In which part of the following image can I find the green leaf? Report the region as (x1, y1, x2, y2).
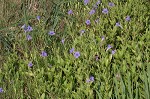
(40, 93, 45, 99)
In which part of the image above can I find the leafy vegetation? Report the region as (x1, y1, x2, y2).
(0, 0, 150, 98)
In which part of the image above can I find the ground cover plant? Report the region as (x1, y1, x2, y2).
(0, 0, 150, 98)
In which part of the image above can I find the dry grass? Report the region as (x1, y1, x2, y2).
(0, 0, 53, 28)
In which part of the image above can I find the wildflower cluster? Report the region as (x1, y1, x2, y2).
(106, 44, 116, 55)
(23, 0, 131, 69)
(21, 24, 33, 32)
(70, 48, 80, 58)
(21, 0, 131, 85)
(21, 24, 33, 41)
(72, 1, 130, 57)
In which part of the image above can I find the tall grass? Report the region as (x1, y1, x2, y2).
(0, 0, 150, 98)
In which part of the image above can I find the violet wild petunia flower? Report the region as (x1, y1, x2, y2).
(70, 48, 75, 54)
(109, 2, 115, 7)
(80, 30, 85, 34)
(112, 50, 116, 55)
(116, 22, 120, 26)
(27, 34, 32, 41)
(86, 76, 94, 83)
(37, 16, 40, 20)
(74, 51, 80, 58)
(21, 24, 33, 32)
(96, 0, 101, 5)
(68, 10, 73, 15)
(86, 20, 91, 25)
(116, 22, 122, 28)
(27, 25, 33, 32)
(84, 0, 89, 5)
(48, 31, 55, 35)
(95, 55, 100, 61)
(86, 79, 91, 83)
(125, 16, 130, 21)
(61, 39, 65, 44)
(80, 30, 85, 36)
(89, 9, 95, 15)
(41, 51, 47, 57)
(23, 25, 28, 32)
(28, 61, 33, 67)
(102, 8, 108, 14)
(106, 44, 112, 51)
(101, 36, 105, 41)
(0, 88, 3, 93)
(90, 76, 94, 82)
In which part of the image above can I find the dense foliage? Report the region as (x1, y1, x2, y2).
(0, 0, 150, 98)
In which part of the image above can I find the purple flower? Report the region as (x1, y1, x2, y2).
(101, 36, 105, 41)
(89, 9, 95, 15)
(116, 22, 120, 26)
(22, 25, 28, 32)
(80, 30, 85, 34)
(26, 34, 32, 41)
(70, 48, 74, 53)
(74, 51, 80, 58)
(61, 39, 65, 44)
(106, 44, 112, 51)
(102, 8, 108, 14)
(68, 10, 73, 15)
(86, 76, 94, 83)
(84, 0, 89, 5)
(96, 0, 101, 5)
(86, 20, 91, 25)
(109, 2, 115, 7)
(86, 79, 91, 83)
(90, 76, 94, 82)
(37, 16, 40, 20)
(95, 55, 100, 61)
(0, 88, 3, 93)
(80, 30, 85, 36)
(28, 62, 33, 67)
(21, 24, 33, 32)
(41, 51, 47, 57)
(112, 50, 116, 55)
(27, 25, 33, 32)
(125, 16, 130, 21)
(48, 31, 55, 35)
(116, 22, 122, 28)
